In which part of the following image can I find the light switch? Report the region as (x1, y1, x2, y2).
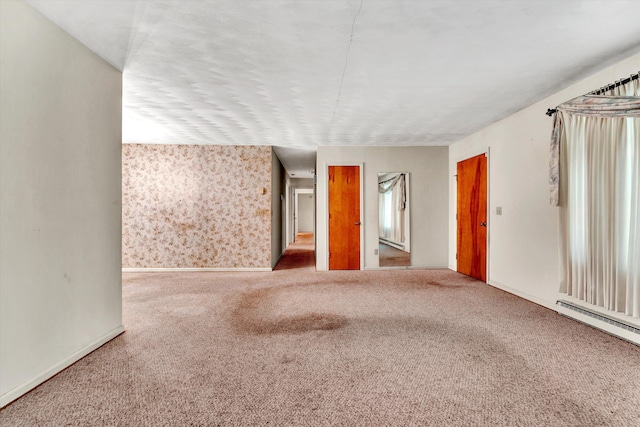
(496, 206, 502, 215)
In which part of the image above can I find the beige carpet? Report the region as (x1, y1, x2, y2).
(2, 239, 640, 426)
(274, 232, 314, 271)
(379, 242, 410, 267)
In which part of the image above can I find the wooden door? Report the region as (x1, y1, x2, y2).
(328, 166, 360, 270)
(457, 154, 487, 282)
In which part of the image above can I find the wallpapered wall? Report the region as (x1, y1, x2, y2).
(122, 144, 273, 269)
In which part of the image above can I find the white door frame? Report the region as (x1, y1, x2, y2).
(294, 188, 314, 238)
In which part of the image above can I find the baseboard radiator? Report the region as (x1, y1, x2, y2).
(379, 238, 404, 251)
(556, 300, 640, 335)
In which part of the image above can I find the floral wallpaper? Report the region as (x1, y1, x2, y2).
(122, 144, 273, 268)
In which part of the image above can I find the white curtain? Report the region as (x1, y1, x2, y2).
(558, 81, 640, 317)
(379, 174, 405, 245)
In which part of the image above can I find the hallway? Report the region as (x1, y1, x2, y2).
(274, 232, 315, 270)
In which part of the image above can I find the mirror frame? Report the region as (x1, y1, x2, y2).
(377, 172, 410, 267)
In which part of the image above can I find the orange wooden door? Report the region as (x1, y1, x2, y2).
(457, 154, 487, 282)
(328, 166, 360, 270)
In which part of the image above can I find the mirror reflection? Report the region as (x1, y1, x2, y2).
(378, 172, 410, 267)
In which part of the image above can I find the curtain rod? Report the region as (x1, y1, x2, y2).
(545, 71, 639, 116)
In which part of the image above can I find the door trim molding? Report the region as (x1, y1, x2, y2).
(325, 163, 364, 270)
(294, 188, 314, 237)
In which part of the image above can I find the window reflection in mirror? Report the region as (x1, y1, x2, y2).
(378, 172, 410, 267)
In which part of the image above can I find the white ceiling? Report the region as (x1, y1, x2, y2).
(26, 0, 640, 177)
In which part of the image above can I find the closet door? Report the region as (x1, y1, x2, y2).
(328, 166, 360, 270)
(457, 154, 487, 282)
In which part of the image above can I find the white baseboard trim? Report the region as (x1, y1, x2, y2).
(408, 265, 449, 270)
(1, 325, 124, 408)
(271, 252, 284, 270)
(122, 267, 272, 273)
(487, 280, 557, 311)
(364, 265, 448, 271)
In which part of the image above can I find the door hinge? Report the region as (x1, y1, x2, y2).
(456, 253, 458, 260)
(328, 252, 331, 258)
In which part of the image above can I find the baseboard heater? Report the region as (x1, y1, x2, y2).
(556, 300, 640, 335)
(379, 238, 404, 251)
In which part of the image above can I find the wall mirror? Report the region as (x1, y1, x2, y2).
(378, 172, 410, 267)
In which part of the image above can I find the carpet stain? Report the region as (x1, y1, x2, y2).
(400, 279, 461, 290)
(279, 356, 295, 364)
(230, 287, 348, 335)
(425, 280, 455, 287)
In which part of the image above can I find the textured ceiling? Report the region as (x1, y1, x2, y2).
(27, 0, 640, 177)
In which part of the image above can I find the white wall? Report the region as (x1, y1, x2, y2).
(0, 0, 123, 406)
(317, 146, 448, 271)
(448, 52, 640, 327)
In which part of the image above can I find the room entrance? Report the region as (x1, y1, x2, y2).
(294, 189, 314, 240)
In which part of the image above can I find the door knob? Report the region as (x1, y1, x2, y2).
(354, 222, 361, 225)
(480, 222, 487, 227)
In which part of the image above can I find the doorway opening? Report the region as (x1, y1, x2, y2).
(274, 232, 315, 270)
(294, 189, 314, 242)
(278, 185, 316, 271)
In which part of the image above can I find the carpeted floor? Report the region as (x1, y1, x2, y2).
(379, 242, 410, 267)
(2, 236, 640, 426)
(274, 232, 315, 271)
